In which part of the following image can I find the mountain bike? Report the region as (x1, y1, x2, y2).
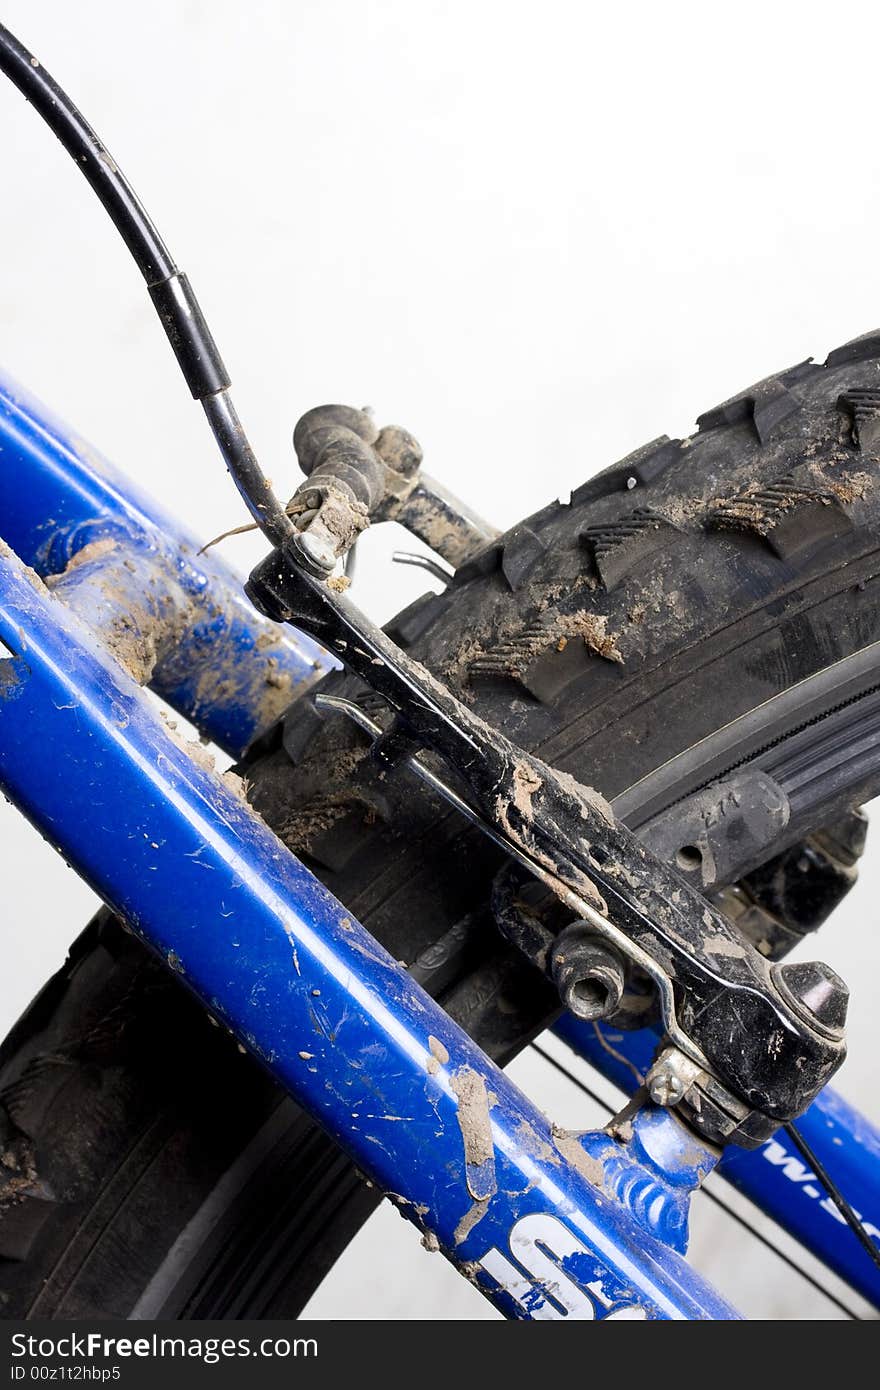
(0, 21, 878, 1322)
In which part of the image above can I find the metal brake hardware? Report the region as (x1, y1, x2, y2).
(246, 404, 849, 1152)
(282, 404, 497, 576)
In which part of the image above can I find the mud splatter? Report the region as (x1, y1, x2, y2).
(426, 1035, 450, 1075)
(451, 1066, 497, 1202)
(552, 1126, 607, 1190)
(454, 1197, 490, 1246)
(568, 612, 624, 664)
(702, 935, 747, 959)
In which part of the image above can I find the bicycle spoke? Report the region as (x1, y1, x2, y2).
(530, 1042, 862, 1320)
(783, 1121, 880, 1272)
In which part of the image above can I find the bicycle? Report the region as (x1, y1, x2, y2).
(0, 18, 878, 1322)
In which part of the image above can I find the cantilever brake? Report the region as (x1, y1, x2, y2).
(246, 541, 847, 1145)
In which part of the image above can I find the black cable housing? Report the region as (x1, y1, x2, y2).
(0, 21, 293, 546)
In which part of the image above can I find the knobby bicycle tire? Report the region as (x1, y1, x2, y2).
(3, 332, 880, 1318)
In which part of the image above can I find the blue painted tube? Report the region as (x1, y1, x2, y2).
(0, 540, 739, 1320)
(0, 370, 333, 755)
(555, 1014, 880, 1309)
(721, 1088, 880, 1309)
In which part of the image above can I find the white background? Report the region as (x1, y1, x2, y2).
(1, 0, 878, 1319)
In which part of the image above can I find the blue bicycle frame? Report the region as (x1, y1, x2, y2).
(1, 369, 878, 1320)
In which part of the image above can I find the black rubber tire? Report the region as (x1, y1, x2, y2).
(3, 333, 880, 1319)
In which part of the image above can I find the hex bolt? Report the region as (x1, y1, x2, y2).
(549, 923, 626, 1022)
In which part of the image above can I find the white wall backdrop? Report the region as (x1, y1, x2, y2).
(1, 0, 878, 1320)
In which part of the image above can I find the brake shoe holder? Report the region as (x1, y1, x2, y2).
(285, 404, 500, 576)
(0, 21, 858, 1307)
(247, 539, 848, 1149)
(0, 10, 846, 1152)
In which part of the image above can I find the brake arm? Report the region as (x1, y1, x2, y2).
(246, 540, 848, 1147)
(0, 16, 842, 1150)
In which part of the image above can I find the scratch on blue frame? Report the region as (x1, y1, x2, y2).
(557, 1018, 880, 1309)
(4, 372, 877, 1319)
(0, 535, 736, 1319)
(0, 372, 333, 756)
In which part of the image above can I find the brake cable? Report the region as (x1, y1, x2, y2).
(0, 19, 856, 1158)
(0, 22, 292, 547)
